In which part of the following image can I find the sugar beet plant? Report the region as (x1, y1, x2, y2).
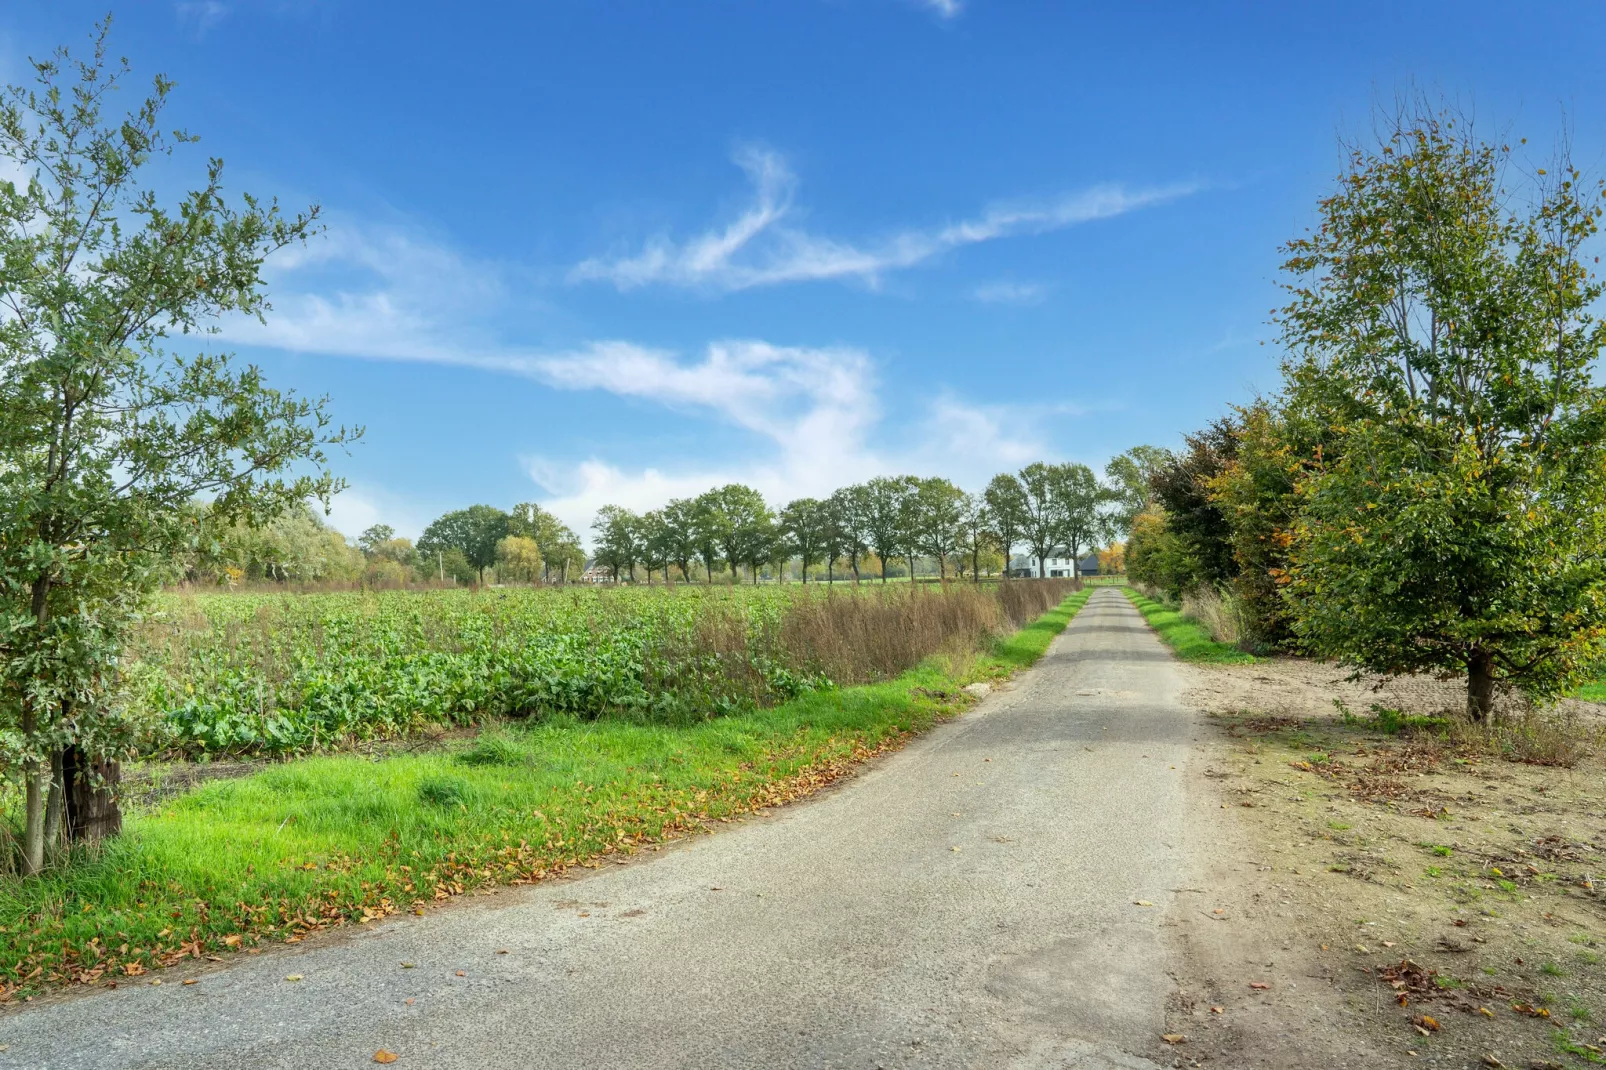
(135, 587, 831, 756)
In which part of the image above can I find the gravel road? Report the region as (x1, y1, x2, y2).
(1, 588, 1204, 1070)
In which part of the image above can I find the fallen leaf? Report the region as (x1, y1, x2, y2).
(1134, 900, 1154, 907)
(1480, 1055, 1506, 1069)
(455, 970, 466, 977)
(950, 847, 962, 853)
(1160, 1034, 1185, 1044)
(373, 1051, 399, 1064)
(496, 948, 509, 954)
(1210, 1006, 1224, 1014)
(182, 979, 197, 986)
(1413, 1014, 1440, 1032)
(1383, 941, 1396, 948)
(399, 962, 415, 969)
(1478, 1006, 1494, 1018)
(404, 998, 414, 1005)
(1212, 908, 1225, 915)
(285, 974, 303, 982)
(1249, 982, 1270, 990)
(223, 935, 242, 948)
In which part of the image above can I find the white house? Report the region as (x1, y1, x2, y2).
(1008, 553, 1101, 579)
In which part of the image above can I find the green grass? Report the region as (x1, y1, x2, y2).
(993, 587, 1091, 669)
(1121, 588, 1257, 664)
(0, 592, 1090, 1000)
(1573, 675, 1606, 703)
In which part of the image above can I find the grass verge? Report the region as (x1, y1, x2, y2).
(1122, 587, 1257, 664)
(0, 591, 1089, 1001)
(1573, 676, 1606, 703)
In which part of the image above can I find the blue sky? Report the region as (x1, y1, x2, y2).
(6, 2, 1606, 541)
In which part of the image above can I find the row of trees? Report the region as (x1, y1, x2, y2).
(1127, 101, 1606, 722)
(586, 463, 1122, 586)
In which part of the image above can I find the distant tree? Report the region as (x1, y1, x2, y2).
(637, 509, 672, 584)
(591, 505, 641, 583)
(0, 24, 349, 872)
(494, 535, 542, 584)
(357, 524, 396, 556)
(1103, 445, 1172, 538)
(780, 498, 829, 582)
(1054, 463, 1106, 578)
(827, 484, 872, 582)
(741, 509, 778, 584)
(984, 473, 1028, 578)
(1278, 102, 1606, 721)
(691, 490, 725, 585)
(859, 476, 917, 583)
(661, 497, 701, 583)
(195, 505, 362, 584)
(1015, 463, 1071, 578)
(417, 505, 509, 586)
(911, 477, 967, 581)
(702, 484, 770, 584)
(958, 493, 993, 582)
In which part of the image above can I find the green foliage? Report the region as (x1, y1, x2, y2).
(1208, 401, 1310, 648)
(1123, 588, 1257, 664)
(186, 504, 363, 586)
(860, 475, 919, 581)
(778, 497, 829, 580)
(417, 505, 509, 585)
(1279, 103, 1606, 719)
(1148, 419, 1240, 589)
(1104, 445, 1172, 538)
(1124, 507, 1199, 599)
(0, 22, 349, 874)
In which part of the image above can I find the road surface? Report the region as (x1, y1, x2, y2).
(1, 588, 1203, 1069)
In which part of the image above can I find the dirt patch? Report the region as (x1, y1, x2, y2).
(1170, 659, 1606, 1069)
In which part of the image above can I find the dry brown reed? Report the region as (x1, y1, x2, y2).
(774, 579, 1079, 686)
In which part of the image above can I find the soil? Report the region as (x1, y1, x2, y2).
(1168, 655, 1606, 1070)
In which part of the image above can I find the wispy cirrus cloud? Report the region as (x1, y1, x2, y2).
(916, 0, 963, 18)
(570, 146, 1197, 293)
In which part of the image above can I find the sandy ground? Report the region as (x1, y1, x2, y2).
(1173, 656, 1606, 1070)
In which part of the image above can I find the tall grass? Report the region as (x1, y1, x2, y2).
(1179, 585, 1248, 647)
(1124, 588, 1257, 664)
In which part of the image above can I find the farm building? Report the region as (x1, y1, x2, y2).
(1007, 553, 1102, 579)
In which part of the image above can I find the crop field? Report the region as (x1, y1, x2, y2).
(129, 580, 1077, 757)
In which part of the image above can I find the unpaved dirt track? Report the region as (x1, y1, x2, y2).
(2, 589, 1206, 1070)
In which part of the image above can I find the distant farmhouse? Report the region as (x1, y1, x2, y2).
(1008, 553, 1101, 579)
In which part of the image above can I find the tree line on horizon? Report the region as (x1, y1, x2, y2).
(317, 460, 1149, 590)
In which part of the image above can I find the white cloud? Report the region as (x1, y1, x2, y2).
(224, 216, 1105, 544)
(571, 147, 1196, 292)
(176, 1, 230, 33)
(972, 279, 1051, 305)
(920, 0, 963, 16)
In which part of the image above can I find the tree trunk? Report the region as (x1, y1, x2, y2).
(1466, 650, 1497, 723)
(21, 736, 45, 876)
(62, 745, 122, 842)
(42, 749, 64, 852)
